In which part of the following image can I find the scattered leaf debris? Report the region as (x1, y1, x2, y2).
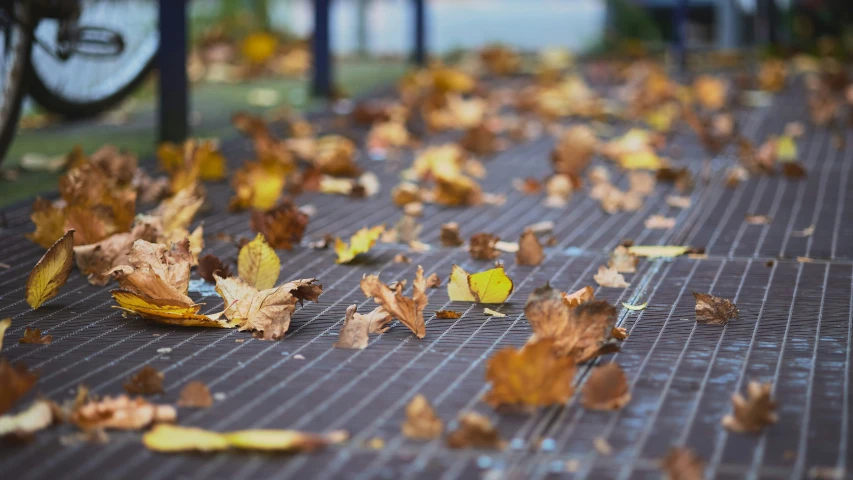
(123, 366, 165, 396)
(177, 381, 213, 409)
(693, 292, 738, 325)
(18, 328, 52, 345)
(446, 412, 504, 450)
(722, 381, 778, 433)
(401, 394, 443, 440)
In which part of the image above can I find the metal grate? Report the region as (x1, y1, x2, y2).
(0, 81, 851, 480)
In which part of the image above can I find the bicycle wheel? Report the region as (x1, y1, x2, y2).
(0, 4, 33, 164)
(27, 0, 158, 118)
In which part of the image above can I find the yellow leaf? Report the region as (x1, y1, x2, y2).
(621, 301, 647, 311)
(238, 233, 281, 290)
(469, 266, 514, 303)
(143, 424, 230, 452)
(0, 318, 10, 352)
(334, 225, 385, 264)
(111, 290, 232, 328)
(26, 230, 75, 309)
(776, 135, 797, 162)
(447, 265, 476, 302)
(241, 32, 278, 64)
(223, 430, 329, 451)
(619, 150, 663, 170)
(628, 245, 689, 258)
(143, 424, 344, 453)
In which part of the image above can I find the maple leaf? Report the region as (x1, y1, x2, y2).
(0, 360, 38, 415)
(197, 254, 233, 283)
(18, 328, 52, 345)
(581, 362, 631, 410)
(250, 200, 309, 250)
(143, 424, 346, 453)
(401, 394, 443, 440)
(124, 366, 164, 395)
(693, 292, 738, 325)
(72, 395, 176, 431)
(26, 229, 75, 310)
(238, 233, 281, 289)
(608, 245, 638, 273)
(334, 225, 385, 264)
(26, 197, 67, 249)
(722, 381, 778, 433)
(469, 232, 500, 260)
(563, 285, 594, 308)
(440, 222, 464, 247)
(0, 400, 56, 439)
(446, 412, 503, 450)
(360, 266, 428, 338)
(334, 305, 392, 350)
(660, 447, 706, 480)
(177, 381, 213, 409)
(516, 229, 544, 265)
(594, 265, 630, 288)
(483, 338, 577, 408)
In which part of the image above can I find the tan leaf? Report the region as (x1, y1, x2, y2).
(238, 233, 281, 290)
(645, 215, 676, 230)
(516, 229, 544, 265)
(0, 318, 10, 352)
(581, 362, 631, 410)
(745, 214, 772, 225)
(26, 229, 75, 309)
(123, 366, 164, 396)
(608, 245, 637, 273)
(666, 195, 692, 209)
(0, 400, 56, 438)
(360, 266, 428, 338)
(722, 381, 778, 433)
(73, 220, 160, 285)
(26, 197, 67, 249)
(401, 394, 443, 440)
(177, 381, 213, 409)
(334, 305, 392, 350)
(563, 286, 594, 308)
(0, 360, 38, 415)
(693, 292, 738, 325)
(484, 338, 576, 408)
(660, 447, 706, 480)
(425, 273, 441, 288)
(72, 395, 176, 431)
(446, 412, 504, 450)
(594, 265, 630, 288)
(18, 328, 52, 345)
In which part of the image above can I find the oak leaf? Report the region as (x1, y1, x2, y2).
(334, 225, 385, 264)
(594, 265, 630, 288)
(722, 381, 778, 433)
(238, 233, 281, 289)
(18, 328, 52, 345)
(660, 447, 705, 480)
(123, 366, 164, 395)
(401, 394, 443, 440)
(516, 229, 544, 265)
(360, 265, 428, 338)
(446, 412, 503, 450)
(72, 395, 176, 431)
(484, 338, 576, 408)
(0, 360, 38, 415)
(250, 200, 309, 250)
(26, 229, 75, 309)
(693, 292, 738, 325)
(177, 381, 213, 408)
(581, 362, 631, 410)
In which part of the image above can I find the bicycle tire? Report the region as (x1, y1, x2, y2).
(0, 6, 34, 165)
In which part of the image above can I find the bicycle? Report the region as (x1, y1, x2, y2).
(0, 0, 159, 163)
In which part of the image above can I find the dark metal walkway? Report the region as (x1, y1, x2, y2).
(0, 79, 851, 479)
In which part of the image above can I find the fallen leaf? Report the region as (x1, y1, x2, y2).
(594, 436, 613, 455)
(513, 177, 543, 194)
(0, 400, 56, 438)
(447, 265, 515, 303)
(722, 381, 778, 433)
(745, 214, 772, 225)
(693, 292, 738, 325)
(0, 360, 38, 415)
(484, 338, 576, 408)
(469, 232, 501, 260)
(435, 310, 462, 319)
(484, 308, 506, 317)
(594, 265, 629, 288)
(516, 229, 544, 265)
(628, 245, 689, 258)
(401, 394, 443, 440)
(18, 328, 52, 345)
(229, 160, 289, 211)
(73, 220, 160, 285)
(384, 215, 421, 244)
(0, 318, 9, 352)
(425, 273, 441, 288)
(621, 302, 647, 311)
(26, 230, 75, 309)
(660, 446, 706, 480)
(581, 362, 631, 410)
(335, 225, 385, 264)
(27, 198, 67, 249)
(177, 381, 213, 408)
(609, 245, 637, 273)
(611, 326, 629, 340)
(666, 195, 692, 209)
(393, 254, 411, 264)
(334, 304, 392, 349)
(145, 423, 346, 453)
(360, 266, 428, 338)
(250, 200, 309, 250)
(440, 223, 465, 247)
(72, 395, 175, 431)
(446, 412, 503, 450)
(563, 286, 594, 308)
(645, 215, 676, 230)
(197, 254, 233, 283)
(123, 366, 164, 396)
(793, 225, 815, 237)
(551, 125, 597, 175)
(238, 233, 281, 289)
(781, 162, 807, 178)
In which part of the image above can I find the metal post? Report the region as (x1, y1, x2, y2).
(715, 0, 740, 50)
(413, 0, 426, 66)
(312, 0, 333, 98)
(158, 0, 188, 143)
(766, 0, 778, 46)
(672, 0, 688, 73)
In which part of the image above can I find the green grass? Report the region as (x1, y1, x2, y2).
(1, 58, 408, 207)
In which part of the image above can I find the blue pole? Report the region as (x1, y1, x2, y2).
(312, 0, 333, 97)
(413, 0, 426, 65)
(158, 0, 188, 143)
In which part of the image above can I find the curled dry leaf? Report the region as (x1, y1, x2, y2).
(334, 305, 393, 350)
(26, 229, 75, 309)
(608, 245, 637, 273)
(401, 394, 443, 440)
(435, 310, 462, 319)
(516, 229, 544, 266)
(446, 412, 503, 450)
(143, 423, 345, 453)
(0, 400, 56, 438)
(238, 233, 281, 290)
(73, 220, 160, 285)
(563, 285, 594, 308)
(0, 318, 10, 352)
(722, 381, 778, 433)
(581, 362, 631, 410)
(123, 366, 164, 396)
(335, 225, 385, 264)
(19, 328, 52, 345)
(611, 326, 629, 340)
(469, 232, 501, 260)
(440, 223, 464, 247)
(177, 381, 213, 409)
(0, 360, 38, 415)
(660, 447, 706, 480)
(447, 265, 514, 303)
(645, 215, 676, 230)
(594, 265, 630, 288)
(484, 308, 506, 317)
(250, 200, 309, 250)
(360, 266, 428, 339)
(425, 273, 441, 288)
(483, 338, 576, 408)
(693, 292, 738, 325)
(72, 395, 176, 431)
(197, 254, 233, 283)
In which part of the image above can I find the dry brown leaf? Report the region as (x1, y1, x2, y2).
(18, 328, 52, 345)
(425, 273, 441, 288)
(781, 162, 807, 178)
(611, 326, 629, 340)
(483, 338, 576, 408)
(544, 174, 574, 208)
(513, 177, 543, 194)
(440, 223, 464, 247)
(469, 233, 501, 260)
(581, 362, 631, 410)
(177, 381, 213, 409)
(608, 246, 637, 273)
(722, 381, 778, 433)
(516, 229, 544, 266)
(645, 215, 676, 230)
(563, 286, 594, 308)
(594, 265, 630, 288)
(72, 395, 176, 431)
(460, 124, 499, 156)
(73, 220, 160, 285)
(551, 125, 597, 175)
(393, 254, 411, 264)
(197, 254, 233, 283)
(26, 230, 75, 309)
(401, 394, 443, 440)
(360, 266, 428, 339)
(693, 292, 738, 325)
(0, 360, 38, 415)
(250, 200, 309, 250)
(0, 318, 9, 352)
(435, 310, 462, 319)
(26, 197, 67, 249)
(334, 305, 393, 350)
(123, 366, 164, 396)
(666, 195, 692, 209)
(660, 447, 706, 480)
(446, 412, 503, 450)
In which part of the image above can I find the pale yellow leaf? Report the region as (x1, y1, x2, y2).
(26, 230, 75, 309)
(238, 233, 281, 290)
